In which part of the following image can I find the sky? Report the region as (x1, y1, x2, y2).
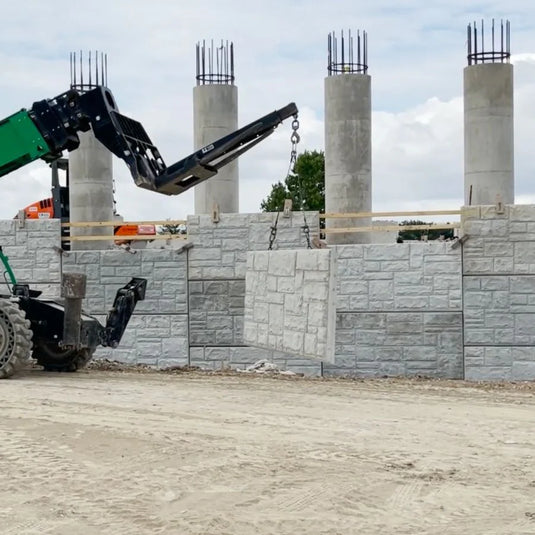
(1, 0, 535, 222)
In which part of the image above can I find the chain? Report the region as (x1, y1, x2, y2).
(268, 211, 279, 250)
(268, 115, 300, 250)
(290, 118, 312, 249)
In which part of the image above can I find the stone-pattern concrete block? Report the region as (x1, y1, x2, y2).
(0, 220, 62, 297)
(187, 212, 319, 279)
(94, 314, 189, 368)
(465, 346, 535, 381)
(336, 242, 462, 311)
(244, 249, 336, 363)
(462, 204, 535, 380)
(334, 312, 463, 378)
(189, 279, 245, 345)
(62, 248, 188, 315)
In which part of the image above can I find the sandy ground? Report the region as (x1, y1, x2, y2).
(1, 368, 534, 535)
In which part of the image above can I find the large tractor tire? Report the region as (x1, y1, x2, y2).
(32, 342, 95, 372)
(0, 298, 33, 379)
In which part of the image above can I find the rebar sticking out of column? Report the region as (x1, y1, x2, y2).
(70, 51, 108, 92)
(328, 29, 368, 75)
(467, 19, 510, 65)
(196, 40, 234, 85)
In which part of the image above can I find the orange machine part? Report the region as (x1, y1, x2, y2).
(20, 198, 157, 241)
(21, 198, 54, 220)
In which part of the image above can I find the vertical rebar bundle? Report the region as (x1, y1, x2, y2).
(467, 19, 510, 65)
(70, 51, 108, 92)
(196, 40, 234, 85)
(327, 30, 368, 75)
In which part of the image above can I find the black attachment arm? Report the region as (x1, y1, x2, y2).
(103, 278, 147, 348)
(30, 86, 298, 197)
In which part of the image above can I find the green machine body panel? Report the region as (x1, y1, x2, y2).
(0, 110, 51, 177)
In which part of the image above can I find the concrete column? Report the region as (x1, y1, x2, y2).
(324, 73, 372, 244)
(464, 63, 514, 205)
(193, 84, 239, 214)
(69, 130, 114, 250)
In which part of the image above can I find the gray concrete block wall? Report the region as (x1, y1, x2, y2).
(330, 312, 463, 378)
(244, 249, 336, 362)
(94, 314, 189, 368)
(8, 209, 535, 382)
(0, 220, 62, 297)
(462, 205, 535, 380)
(186, 212, 321, 372)
(189, 279, 245, 346)
(63, 248, 190, 367)
(187, 212, 319, 279)
(329, 242, 464, 378)
(62, 249, 188, 315)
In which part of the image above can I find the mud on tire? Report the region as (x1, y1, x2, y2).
(0, 298, 33, 379)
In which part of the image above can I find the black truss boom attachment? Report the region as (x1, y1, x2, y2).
(29, 85, 298, 197)
(151, 102, 298, 195)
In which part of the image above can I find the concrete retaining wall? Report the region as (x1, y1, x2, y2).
(0, 220, 61, 297)
(326, 242, 463, 378)
(186, 212, 322, 374)
(62, 248, 189, 368)
(3, 205, 535, 381)
(462, 205, 535, 380)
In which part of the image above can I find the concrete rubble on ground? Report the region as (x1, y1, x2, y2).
(237, 359, 296, 375)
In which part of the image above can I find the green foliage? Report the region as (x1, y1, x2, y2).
(260, 150, 325, 212)
(398, 220, 454, 241)
(158, 222, 186, 235)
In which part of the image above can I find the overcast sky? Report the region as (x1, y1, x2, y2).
(1, 1, 534, 221)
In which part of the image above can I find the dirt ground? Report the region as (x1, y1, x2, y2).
(1, 367, 534, 535)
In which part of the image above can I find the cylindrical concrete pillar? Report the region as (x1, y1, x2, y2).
(193, 84, 239, 214)
(68, 50, 115, 250)
(69, 131, 114, 250)
(464, 63, 514, 205)
(324, 73, 372, 244)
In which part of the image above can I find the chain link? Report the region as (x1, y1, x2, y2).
(268, 211, 279, 251)
(268, 115, 311, 250)
(268, 115, 300, 250)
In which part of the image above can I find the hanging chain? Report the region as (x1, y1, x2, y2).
(268, 114, 301, 250)
(268, 211, 280, 250)
(290, 117, 312, 249)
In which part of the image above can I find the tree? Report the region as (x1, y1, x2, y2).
(158, 220, 186, 235)
(398, 220, 454, 241)
(260, 150, 325, 212)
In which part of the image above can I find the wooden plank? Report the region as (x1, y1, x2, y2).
(61, 234, 188, 242)
(321, 210, 461, 219)
(62, 220, 187, 228)
(323, 223, 459, 234)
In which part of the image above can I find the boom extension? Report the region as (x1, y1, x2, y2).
(0, 86, 298, 196)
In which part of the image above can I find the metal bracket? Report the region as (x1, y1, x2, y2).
(450, 234, 470, 250)
(212, 203, 220, 223)
(17, 210, 26, 228)
(283, 199, 292, 218)
(495, 195, 505, 214)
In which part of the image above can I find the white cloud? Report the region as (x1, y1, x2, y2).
(0, 1, 535, 221)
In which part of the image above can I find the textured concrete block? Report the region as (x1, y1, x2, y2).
(336, 311, 463, 378)
(93, 313, 189, 368)
(245, 249, 336, 362)
(63, 249, 188, 316)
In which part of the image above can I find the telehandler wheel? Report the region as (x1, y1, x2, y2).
(32, 343, 95, 372)
(0, 298, 33, 379)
